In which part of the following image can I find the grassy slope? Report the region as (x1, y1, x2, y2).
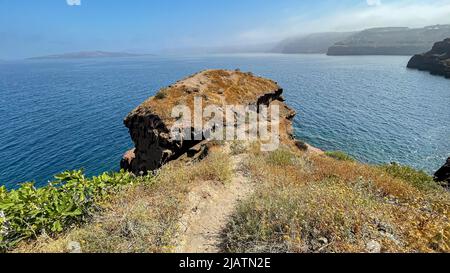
(10, 143, 450, 253)
(224, 145, 450, 253)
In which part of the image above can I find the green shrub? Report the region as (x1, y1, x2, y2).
(325, 151, 355, 162)
(155, 91, 167, 100)
(380, 163, 439, 192)
(266, 149, 295, 166)
(0, 170, 151, 250)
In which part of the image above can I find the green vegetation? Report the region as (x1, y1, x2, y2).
(266, 149, 296, 166)
(155, 90, 167, 100)
(10, 152, 232, 253)
(380, 163, 441, 192)
(0, 170, 151, 251)
(325, 151, 355, 162)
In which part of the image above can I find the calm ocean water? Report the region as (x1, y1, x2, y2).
(0, 54, 449, 188)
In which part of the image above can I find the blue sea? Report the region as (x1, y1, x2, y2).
(0, 54, 449, 188)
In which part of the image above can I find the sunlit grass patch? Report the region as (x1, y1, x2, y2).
(223, 179, 392, 253)
(380, 163, 441, 192)
(325, 151, 355, 162)
(266, 149, 296, 166)
(230, 141, 248, 155)
(224, 147, 450, 253)
(193, 152, 232, 183)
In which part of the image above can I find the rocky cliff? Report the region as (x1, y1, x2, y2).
(121, 69, 296, 175)
(327, 25, 450, 56)
(434, 157, 450, 187)
(407, 38, 450, 78)
(272, 32, 355, 54)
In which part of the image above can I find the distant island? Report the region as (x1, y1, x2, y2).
(28, 51, 152, 60)
(327, 25, 450, 56)
(408, 38, 450, 79)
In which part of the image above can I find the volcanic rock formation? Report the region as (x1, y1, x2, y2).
(121, 69, 296, 175)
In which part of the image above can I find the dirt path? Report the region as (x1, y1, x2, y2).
(175, 151, 253, 253)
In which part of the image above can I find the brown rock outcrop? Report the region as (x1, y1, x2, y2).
(121, 69, 296, 175)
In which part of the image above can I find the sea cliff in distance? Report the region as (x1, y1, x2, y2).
(327, 25, 450, 56)
(28, 51, 151, 60)
(272, 32, 355, 54)
(408, 38, 450, 78)
(272, 25, 450, 56)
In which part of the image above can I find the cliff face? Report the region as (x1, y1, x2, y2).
(121, 69, 296, 175)
(327, 25, 450, 56)
(407, 38, 450, 78)
(434, 157, 450, 186)
(272, 32, 355, 54)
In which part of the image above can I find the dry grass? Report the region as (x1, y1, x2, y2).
(192, 152, 233, 183)
(12, 142, 449, 253)
(13, 152, 232, 253)
(222, 147, 450, 253)
(130, 69, 280, 127)
(325, 151, 356, 162)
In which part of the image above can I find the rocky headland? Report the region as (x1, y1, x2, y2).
(407, 38, 450, 78)
(121, 69, 297, 175)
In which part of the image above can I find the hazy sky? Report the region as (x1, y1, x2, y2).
(1, 0, 450, 59)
